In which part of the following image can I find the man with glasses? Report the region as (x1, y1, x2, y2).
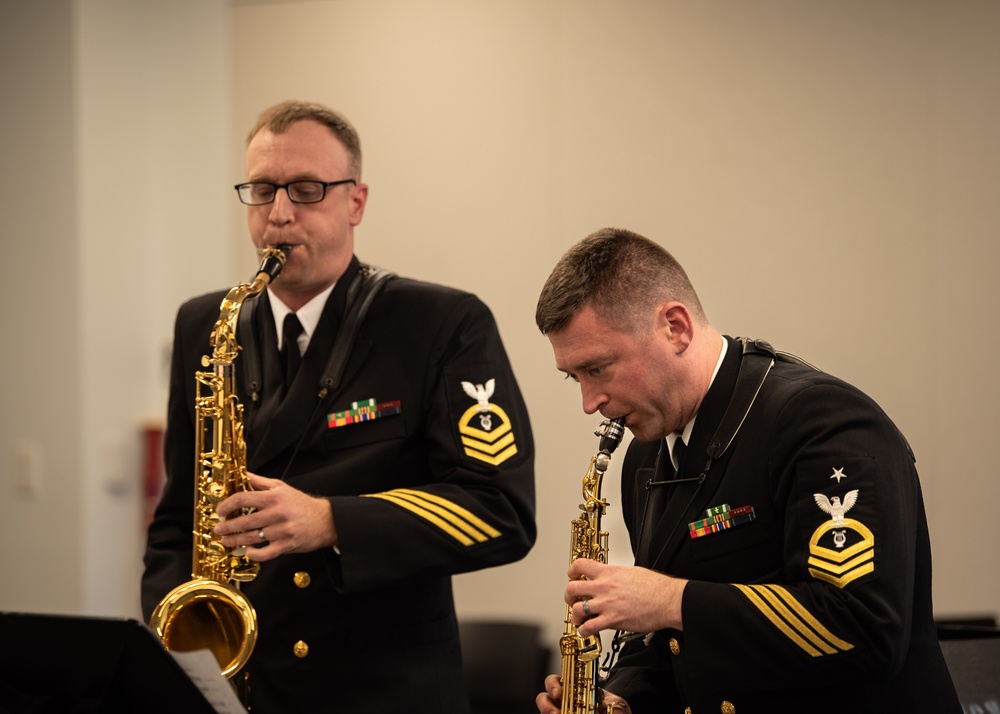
(142, 100, 536, 713)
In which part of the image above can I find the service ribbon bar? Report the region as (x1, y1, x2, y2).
(328, 399, 402, 429)
(688, 505, 755, 539)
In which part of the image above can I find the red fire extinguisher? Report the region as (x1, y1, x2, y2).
(142, 420, 166, 528)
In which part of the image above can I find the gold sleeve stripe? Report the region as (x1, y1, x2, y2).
(752, 586, 838, 655)
(732, 584, 854, 657)
(392, 489, 502, 538)
(759, 585, 854, 651)
(367, 493, 475, 545)
(733, 584, 824, 657)
(362, 489, 501, 546)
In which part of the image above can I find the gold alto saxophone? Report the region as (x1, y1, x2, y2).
(150, 246, 288, 680)
(560, 417, 626, 714)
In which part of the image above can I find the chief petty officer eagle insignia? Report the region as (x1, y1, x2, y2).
(808, 484, 875, 589)
(458, 378, 518, 466)
(813, 489, 859, 529)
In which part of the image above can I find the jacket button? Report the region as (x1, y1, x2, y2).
(293, 571, 311, 588)
(721, 701, 735, 714)
(293, 640, 309, 658)
(684, 708, 692, 714)
(669, 637, 681, 655)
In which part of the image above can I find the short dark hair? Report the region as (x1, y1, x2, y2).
(246, 100, 362, 179)
(535, 227, 706, 334)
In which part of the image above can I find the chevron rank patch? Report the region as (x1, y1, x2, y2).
(458, 378, 518, 466)
(802, 460, 878, 589)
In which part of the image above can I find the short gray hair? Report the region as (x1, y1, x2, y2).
(246, 100, 362, 179)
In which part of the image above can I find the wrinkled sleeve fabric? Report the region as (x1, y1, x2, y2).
(330, 290, 536, 593)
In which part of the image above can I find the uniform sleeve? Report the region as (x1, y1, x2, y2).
(331, 293, 536, 593)
(673, 380, 921, 694)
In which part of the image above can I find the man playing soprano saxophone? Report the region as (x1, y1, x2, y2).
(142, 100, 536, 713)
(534, 229, 960, 713)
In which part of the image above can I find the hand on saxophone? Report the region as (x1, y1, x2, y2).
(564, 558, 689, 637)
(535, 674, 629, 714)
(215, 472, 338, 561)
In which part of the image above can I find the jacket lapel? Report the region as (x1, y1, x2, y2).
(247, 259, 361, 472)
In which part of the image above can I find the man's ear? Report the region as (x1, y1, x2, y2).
(657, 302, 693, 352)
(349, 182, 369, 226)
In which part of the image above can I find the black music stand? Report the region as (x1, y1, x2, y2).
(0, 612, 226, 714)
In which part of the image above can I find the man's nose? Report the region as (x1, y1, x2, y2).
(268, 187, 296, 223)
(580, 384, 607, 416)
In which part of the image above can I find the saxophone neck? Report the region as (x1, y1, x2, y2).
(240, 245, 289, 300)
(210, 246, 289, 363)
(582, 418, 625, 512)
(581, 456, 607, 515)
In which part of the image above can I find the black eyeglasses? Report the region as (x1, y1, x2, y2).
(234, 179, 357, 205)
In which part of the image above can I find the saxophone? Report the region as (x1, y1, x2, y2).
(560, 417, 626, 714)
(150, 246, 287, 680)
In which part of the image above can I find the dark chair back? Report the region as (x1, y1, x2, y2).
(938, 624, 1000, 712)
(459, 620, 551, 714)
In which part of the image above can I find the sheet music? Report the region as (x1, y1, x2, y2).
(169, 649, 248, 714)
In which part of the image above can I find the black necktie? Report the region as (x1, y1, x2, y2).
(281, 313, 304, 387)
(672, 436, 687, 478)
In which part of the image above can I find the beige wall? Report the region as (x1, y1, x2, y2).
(231, 0, 1000, 648)
(1, 0, 997, 662)
(0, 0, 82, 615)
(0, 0, 234, 616)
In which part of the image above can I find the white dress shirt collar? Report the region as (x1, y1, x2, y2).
(267, 282, 336, 354)
(666, 334, 728, 470)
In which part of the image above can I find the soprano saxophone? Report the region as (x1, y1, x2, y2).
(150, 246, 287, 680)
(560, 417, 626, 714)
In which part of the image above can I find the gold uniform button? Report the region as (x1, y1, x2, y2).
(293, 571, 311, 588)
(684, 708, 692, 714)
(721, 701, 735, 714)
(669, 637, 681, 655)
(293, 640, 309, 658)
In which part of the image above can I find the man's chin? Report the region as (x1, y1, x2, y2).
(625, 421, 661, 444)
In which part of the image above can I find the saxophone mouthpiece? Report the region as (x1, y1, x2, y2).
(597, 417, 626, 455)
(256, 244, 293, 258)
(257, 245, 291, 280)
